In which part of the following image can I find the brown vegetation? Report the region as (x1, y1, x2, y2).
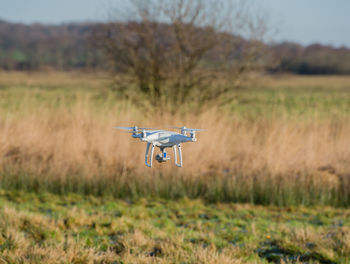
(1, 87, 350, 205)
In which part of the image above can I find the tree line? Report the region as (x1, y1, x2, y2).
(0, 19, 103, 70)
(1, 19, 350, 75)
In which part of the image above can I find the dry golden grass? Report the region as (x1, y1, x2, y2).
(3, 104, 350, 175)
(0, 71, 350, 205)
(257, 74, 350, 89)
(0, 70, 108, 89)
(0, 97, 349, 204)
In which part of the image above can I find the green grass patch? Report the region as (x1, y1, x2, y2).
(0, 190, 349, 263)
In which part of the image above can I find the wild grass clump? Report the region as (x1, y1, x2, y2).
(0, 72, 350, 206)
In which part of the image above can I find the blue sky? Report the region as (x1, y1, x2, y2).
(1, 0, 349, 47)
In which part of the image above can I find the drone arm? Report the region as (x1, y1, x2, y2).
(173, 144, 182, 168)
(145, 143, 155, 168)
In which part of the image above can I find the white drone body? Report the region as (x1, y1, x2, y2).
(114, 126, 203, 168)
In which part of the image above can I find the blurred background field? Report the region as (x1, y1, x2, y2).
(1, 71, 350, 206)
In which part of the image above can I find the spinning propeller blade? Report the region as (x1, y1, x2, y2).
(113, 126, 157, 132)
(171, 126, 205, 132)
(113, 126, 136, 130)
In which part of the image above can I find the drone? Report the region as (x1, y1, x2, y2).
(114, 126, 204, 168)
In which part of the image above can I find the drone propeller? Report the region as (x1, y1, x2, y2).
(171, 126, 205, 132)
(113, 126, 157, 132)
(114, 126, 135, 130)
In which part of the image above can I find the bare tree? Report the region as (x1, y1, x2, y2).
(96, 0, 270, 113)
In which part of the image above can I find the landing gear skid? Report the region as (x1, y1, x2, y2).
(173, 144, 182, 167)
(145, 143, 155, 168)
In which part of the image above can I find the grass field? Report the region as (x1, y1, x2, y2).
(1, 191, 349, 263)
(1, 71, 350, 263)
(1, 72, 350, 206)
